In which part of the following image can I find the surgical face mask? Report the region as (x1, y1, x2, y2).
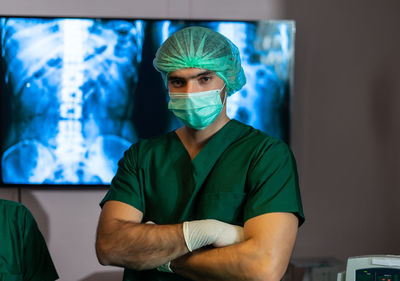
(168, 84, 226, 130)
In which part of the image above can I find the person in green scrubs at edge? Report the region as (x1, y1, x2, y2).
(96, 26, 304, 281)
(0, 199, 59, 281)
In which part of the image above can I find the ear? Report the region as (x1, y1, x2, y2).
(221, 88, 229, 105)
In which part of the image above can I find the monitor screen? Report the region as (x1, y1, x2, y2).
(0, 17, 295, 186)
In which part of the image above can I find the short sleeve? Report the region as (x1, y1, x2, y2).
(244, 139, 305, 226)
(22, 207, 59, 281)
(100, 144, 145, 213)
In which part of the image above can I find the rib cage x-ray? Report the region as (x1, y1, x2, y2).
(1, 18, 144, 184)
(0, 18, 295, 186)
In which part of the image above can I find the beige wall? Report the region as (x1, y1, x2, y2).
(286, 0, 400, 258)
(1, 0, 400, 280)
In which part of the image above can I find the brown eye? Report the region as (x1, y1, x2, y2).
(200, 76, 212, 83)
(169, 80, 184, 88)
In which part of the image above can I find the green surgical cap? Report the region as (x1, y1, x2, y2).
(153, 26, 246, 96)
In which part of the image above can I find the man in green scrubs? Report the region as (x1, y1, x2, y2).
(0, 199, 59, 281)
(96, 26, 304, 281)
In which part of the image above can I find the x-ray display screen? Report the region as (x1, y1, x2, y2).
(0, 17, 295, 186)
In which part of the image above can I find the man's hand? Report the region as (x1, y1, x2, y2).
(157, 219, 244, 273)
(183, 219, 244, 252)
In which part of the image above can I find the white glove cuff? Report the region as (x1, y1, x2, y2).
(182, 221, 193, 252)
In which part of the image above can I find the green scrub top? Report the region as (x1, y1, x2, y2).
(100, 119, 304, 281)
(0, 199, 59, 281)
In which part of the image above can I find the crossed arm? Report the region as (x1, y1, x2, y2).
(96, 200, 298, 281)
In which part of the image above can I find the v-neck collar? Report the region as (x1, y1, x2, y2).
(172, 119, 250, 221)
(172, 120, 250, 184)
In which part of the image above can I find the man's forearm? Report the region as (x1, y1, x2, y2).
(170, 213, 298, 281)
(171, 239, 281, 281)
(96, 216, 245, 272)
(96, 220, 188, 270)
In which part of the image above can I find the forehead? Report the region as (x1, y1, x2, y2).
(168, 68, 216, 79)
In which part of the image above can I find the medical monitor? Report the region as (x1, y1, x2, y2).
(0, 17, 295, 187)
(338, 255, 400, 281)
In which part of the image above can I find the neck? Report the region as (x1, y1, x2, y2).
(176, 109, 230, 159)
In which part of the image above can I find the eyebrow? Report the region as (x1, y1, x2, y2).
(168, 70, 215, 81)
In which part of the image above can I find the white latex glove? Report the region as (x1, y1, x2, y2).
(183, 219, 244, 252)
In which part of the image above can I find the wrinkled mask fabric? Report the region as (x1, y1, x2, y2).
(168, 85, 226, 130)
